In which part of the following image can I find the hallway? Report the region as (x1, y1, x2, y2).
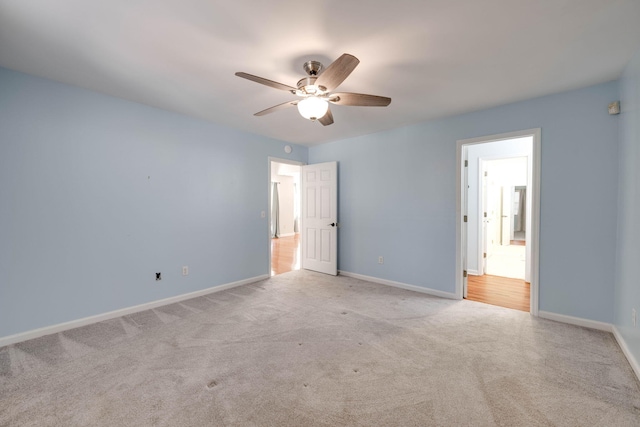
(271, 234, 300, 276)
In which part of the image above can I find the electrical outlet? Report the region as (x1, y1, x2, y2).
(155, 272, 161, 281)
(182, 266, 189, 276)
(378, 256, 384, 264)
(633, 308, 637, 327)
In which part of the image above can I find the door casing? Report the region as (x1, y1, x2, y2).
(268, 157, 304, 276)
(456, 129, 541, 316)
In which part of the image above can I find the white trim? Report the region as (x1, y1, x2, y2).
(456, 128, 541, 316)
(339, 270, 458, 300)
(523, 311, 640, 381)
(538, 310, 612, 332)
(530, 130, 541, 316)
(467, 269, 480, 276)
(477, 158, 485, 275)
(457, 129, 539, 146)
(612, 326, 640, 381)
(456, 143, 464, 299)
(268, 157, 304, 276)
(0, 274, 268, 348)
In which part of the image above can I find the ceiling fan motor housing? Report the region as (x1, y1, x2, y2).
(303, 60, 323, 76)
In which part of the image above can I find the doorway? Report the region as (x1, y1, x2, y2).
(269, 159, 302, 276)
(482, 157, 527, 281)
(455, 129, 540, 315)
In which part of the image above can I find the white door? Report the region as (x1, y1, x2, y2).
(501, 186, 513, 246)
(462, 154, 469, 298)
(486, 178, 500, 271)
(302, 162, 337, 275)
(481, 169, 489, 274)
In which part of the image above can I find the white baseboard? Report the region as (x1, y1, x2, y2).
(538, 310, 612, 332)
(338, 270, 458, 300)
(7, 273, 638, 384)
(612, 326, 640, 382)
(467, 269, 480, 276)
(490, 310, 640, 380)
(277, 232, 296, 237)
(0, 274, 269, 348)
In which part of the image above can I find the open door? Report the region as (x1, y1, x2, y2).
(501, 186, 513, 246)
(301, 161, 338, 275)
(485, 175, 500, 273)
(462, 152, 469, 298)
(481, 168, 489, 275)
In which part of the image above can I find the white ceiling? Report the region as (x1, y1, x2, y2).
(1, 0, 639, 146)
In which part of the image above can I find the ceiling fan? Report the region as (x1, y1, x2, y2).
(235, 53, 391, 126)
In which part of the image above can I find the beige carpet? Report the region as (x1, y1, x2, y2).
(1, 270, 639, 426)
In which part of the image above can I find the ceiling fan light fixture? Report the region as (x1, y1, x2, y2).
(235, 53, 391, 126)
(297, 96, 328, 121)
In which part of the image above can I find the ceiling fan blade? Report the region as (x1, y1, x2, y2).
(315, 54, 360, 91)
(235, 72, 297, 93)
(329, 92, 391, 107)
(318, 108, 334, 126)
(254, 100, 299, 116)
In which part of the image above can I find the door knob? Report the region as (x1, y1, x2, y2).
(328, 223, 336, 227)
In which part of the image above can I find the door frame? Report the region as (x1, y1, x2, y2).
(480, 162, 489, 275)
(455, 128, 541, 316)
(268, 157, 305, 276)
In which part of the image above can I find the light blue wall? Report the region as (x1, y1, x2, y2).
(310, 81, 619, 323)
(614, 49, 640, 360)
(0, 63, 625, 339)
(0, 68, 307, 338)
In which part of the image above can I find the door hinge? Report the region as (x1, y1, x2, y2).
(464, 160, 468, 167)
(463, 270, 468, 278)
(483, 252, 487, 258)
(484, 212, 487, 218)
(484, 171, 488, 177)
(463, 215, 468, 222)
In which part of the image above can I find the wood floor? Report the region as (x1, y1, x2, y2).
(467, 274, 530, 312)
(271, 234, 300, 275)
